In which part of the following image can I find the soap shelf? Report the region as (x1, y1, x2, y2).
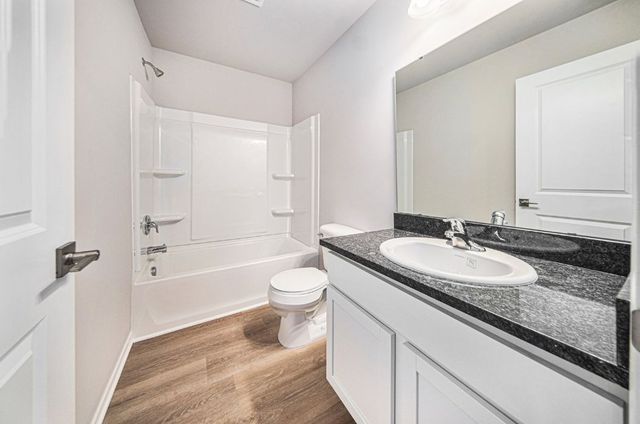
(152, 214, 186, 225)
(140, 169, 186, 178)
(271, 209, 294, 217)
(272, 173, 295, 181)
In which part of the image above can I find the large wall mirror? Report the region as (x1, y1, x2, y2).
(395, 0, 640, 241)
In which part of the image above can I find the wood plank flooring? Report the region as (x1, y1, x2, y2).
(104, 306, 354, 424)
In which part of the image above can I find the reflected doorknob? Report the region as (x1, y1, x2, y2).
(518, 198, 539, 208)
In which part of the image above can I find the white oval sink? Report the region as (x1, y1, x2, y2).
(379, 237, 537, 287)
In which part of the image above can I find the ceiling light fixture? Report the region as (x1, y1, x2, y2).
(241, 0, 264, 7)
(408, 0, 448, 19)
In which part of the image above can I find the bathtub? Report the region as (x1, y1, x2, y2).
(132, 235, 318, 340)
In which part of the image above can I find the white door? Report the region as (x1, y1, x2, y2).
(516, 40, 640, 240)
(396, 341, 513, 424)
(0, 0, 76, 422)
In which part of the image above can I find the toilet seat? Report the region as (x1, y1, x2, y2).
(269, 268, 328, 295)
(268, 268, 328, 311)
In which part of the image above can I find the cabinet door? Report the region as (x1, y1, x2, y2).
(397, 341, 514, 424)
(327, 286, 395, 424)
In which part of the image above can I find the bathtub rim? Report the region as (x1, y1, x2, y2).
(135, 238, 317, 286)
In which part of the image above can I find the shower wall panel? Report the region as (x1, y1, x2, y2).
(191, 124, 268, 241)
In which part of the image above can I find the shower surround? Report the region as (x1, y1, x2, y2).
(130, 80, 319, 339)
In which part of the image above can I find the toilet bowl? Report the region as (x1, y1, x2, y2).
(268, 223, 362, 348)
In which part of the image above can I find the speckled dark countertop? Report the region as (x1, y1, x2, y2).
(321, 229, 629, 388)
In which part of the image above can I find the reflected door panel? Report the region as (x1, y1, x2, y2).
(515, 41, 639, 240)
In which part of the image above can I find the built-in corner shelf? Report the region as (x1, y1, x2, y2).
(140, 169, 186, 178)
(152, 214, 186, 225)
(271, 209, 294, 217)
(272, 173, 295, 181)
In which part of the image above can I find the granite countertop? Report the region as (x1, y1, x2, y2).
(321, 229, 629, 388)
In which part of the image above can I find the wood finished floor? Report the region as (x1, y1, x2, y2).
(104, 306, 354, 424)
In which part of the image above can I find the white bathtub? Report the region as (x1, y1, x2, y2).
(132, 235, 318, 340)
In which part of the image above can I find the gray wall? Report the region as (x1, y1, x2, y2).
(152, 48, 293, 126)
(293, 0, 523, 231)
(396, 0, 640, 223)
(75, 0, 153, 422)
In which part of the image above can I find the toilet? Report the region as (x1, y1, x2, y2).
(268, 223, 362, 348)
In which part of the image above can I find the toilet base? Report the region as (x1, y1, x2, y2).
(277, 304, 327, 349)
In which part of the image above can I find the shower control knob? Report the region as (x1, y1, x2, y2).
(142, 215, 160, 235)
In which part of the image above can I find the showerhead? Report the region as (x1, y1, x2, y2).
(141, 57, 165, 80)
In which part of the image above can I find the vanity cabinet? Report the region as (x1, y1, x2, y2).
(396, 340, 512, 424)
(326, 286, 395, 424)
(325, 252, 625, 424)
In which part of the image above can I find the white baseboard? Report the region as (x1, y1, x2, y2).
(90, 332, 133, 424)
(133, 300, 268, 343)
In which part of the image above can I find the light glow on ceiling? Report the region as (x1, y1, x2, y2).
(408, 0, 449, 19)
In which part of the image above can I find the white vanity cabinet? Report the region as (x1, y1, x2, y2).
(326, 286, 395, 424)
(396, 340, 513, 424)
(325, 252, 626, 424)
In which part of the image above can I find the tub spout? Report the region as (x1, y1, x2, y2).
(143, 244, 167, 255)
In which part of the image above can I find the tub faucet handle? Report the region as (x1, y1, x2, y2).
(143, 244, 167, 255)
(142, 215, 159, 235)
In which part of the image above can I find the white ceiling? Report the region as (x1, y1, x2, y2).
(134, 0, 377, 82)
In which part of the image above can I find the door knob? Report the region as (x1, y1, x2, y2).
(56, 241, 100, 278)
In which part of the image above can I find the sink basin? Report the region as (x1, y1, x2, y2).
(379, 237, 537, 287)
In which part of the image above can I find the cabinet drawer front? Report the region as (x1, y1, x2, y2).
(327, 286, 395, 424)
(398, 341, 514, 424)
(325, 253, 625, 424)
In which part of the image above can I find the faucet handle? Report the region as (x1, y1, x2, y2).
(142, 215, 160, 236)
(443, 218, 466, 234)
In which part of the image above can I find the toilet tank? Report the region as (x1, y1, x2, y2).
(319, 223, 362, 268)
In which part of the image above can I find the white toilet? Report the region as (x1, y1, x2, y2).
(268, 223, 362, 348)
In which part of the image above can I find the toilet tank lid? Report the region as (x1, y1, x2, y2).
(319, 223, 363, 238)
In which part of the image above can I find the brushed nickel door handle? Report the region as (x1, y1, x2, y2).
(56, 241, 100, 278)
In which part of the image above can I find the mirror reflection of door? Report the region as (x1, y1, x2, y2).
(516, 41, 639, 241)
(396, 130, 414, 214)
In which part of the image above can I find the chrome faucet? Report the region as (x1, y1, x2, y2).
(143, 244, 167, 255)
(488, 210, 508, 242)
(443, 218, 486, 252)
(142, 215, 159, 235)
(490, 210, 506, 226)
